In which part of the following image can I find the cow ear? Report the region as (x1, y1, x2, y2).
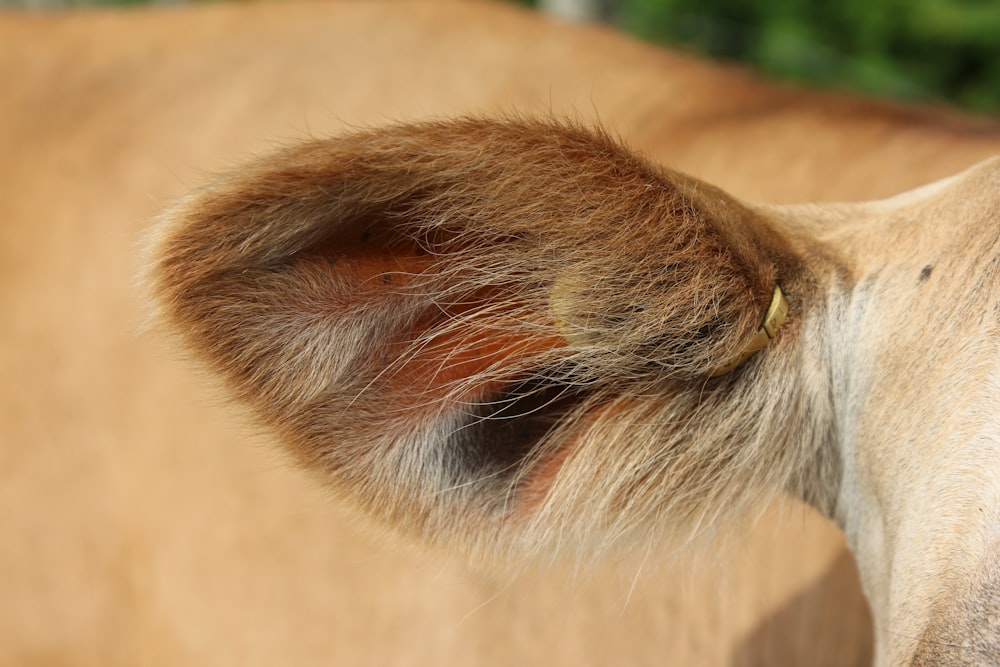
(147, 118, 793, 557)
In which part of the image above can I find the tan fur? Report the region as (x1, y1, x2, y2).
(5, 1, 1000, 665)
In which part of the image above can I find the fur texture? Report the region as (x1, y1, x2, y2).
(148, 118, 833, 560)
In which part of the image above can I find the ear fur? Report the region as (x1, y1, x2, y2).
(147, 118, 820, 560)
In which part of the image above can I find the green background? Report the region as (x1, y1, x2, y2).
(525, 0, 1000, 113)
(9, 0, 1000, 113)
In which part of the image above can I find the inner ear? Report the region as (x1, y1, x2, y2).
(285, 225, 584, 522)
(297, 219, 566, 397)
(282, 209, 577, 465)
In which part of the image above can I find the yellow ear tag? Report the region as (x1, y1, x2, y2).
(709, 285, 788, 377)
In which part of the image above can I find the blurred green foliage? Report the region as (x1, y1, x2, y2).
(611, 0, 1000, 112)
(7, 0, 998, 112)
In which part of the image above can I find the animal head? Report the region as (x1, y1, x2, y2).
(147, 117, 1000, 664)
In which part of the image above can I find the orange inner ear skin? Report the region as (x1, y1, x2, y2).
(383, 302, 568, 407)
(299, 246, 437, 301)
(303, 238, 567, 405)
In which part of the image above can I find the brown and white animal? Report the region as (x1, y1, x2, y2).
(3, 2, 999, 665)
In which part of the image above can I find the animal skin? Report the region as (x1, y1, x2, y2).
(3, 2, 1000, 665)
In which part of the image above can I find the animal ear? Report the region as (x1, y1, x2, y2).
(147, 118, 795, 557)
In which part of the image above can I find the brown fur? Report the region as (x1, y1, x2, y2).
(148, 118, 831, 559)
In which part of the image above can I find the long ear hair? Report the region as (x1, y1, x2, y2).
(146, 118, 828, 561)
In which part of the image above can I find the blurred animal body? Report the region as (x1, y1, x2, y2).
(4, 2, 1000, 665)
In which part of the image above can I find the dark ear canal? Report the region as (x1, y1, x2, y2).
(147, 118, 786, 551)
(452, 380, 584, 479)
